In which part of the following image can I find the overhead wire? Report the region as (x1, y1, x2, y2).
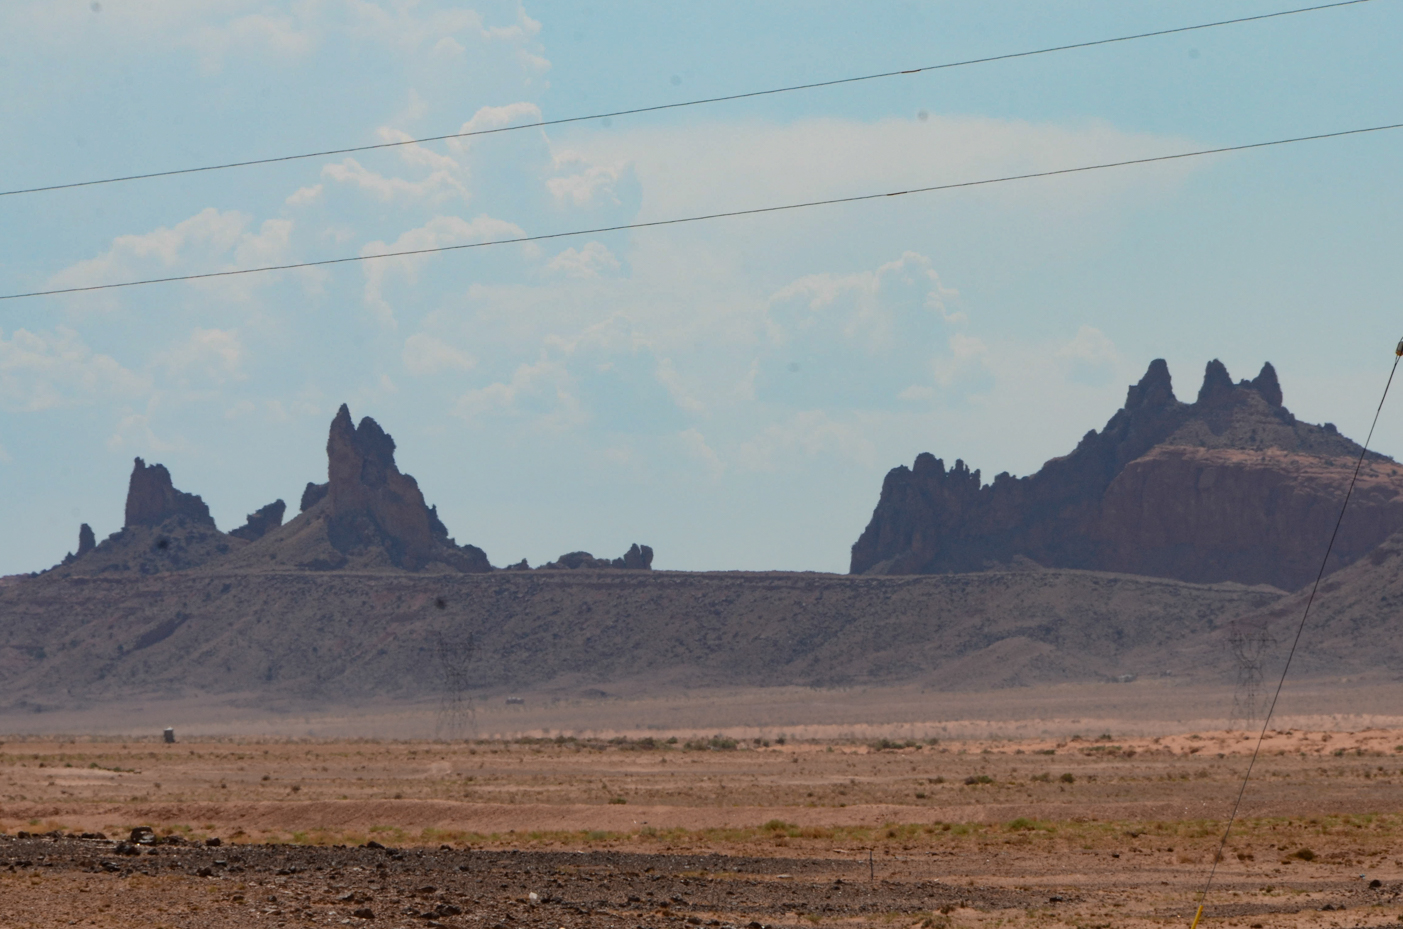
(2, 119, 1401, 303)
(1188, 340, 1403, 929)
(0, 0, 1381, 199)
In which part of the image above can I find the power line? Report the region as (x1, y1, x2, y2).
(1188, 340, 1403, 929)
(3, 119, 1400, 303)
(0, 0, 1380, 200)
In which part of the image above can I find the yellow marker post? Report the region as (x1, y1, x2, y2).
(1190, 903, 1204, 929)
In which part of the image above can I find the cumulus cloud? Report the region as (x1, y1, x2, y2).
(553, 113, 1199, 224)
(758, 251, 969, 409)
(359, 214, 526, 325)
(0, 327, 147, 412)
(454, 355, 583, 430)
(546, 151, 626, 207)
(546, 242, 621, 279)
(160, 328, 245, 383)
(322, 157, 468, 204)
(446, 101, 543, 154)
(677, 427, 724, 476)
(284, 184, 323, 207)
(44, 208, 298, 304)
(403, 333, 476, 376)
(734, 410, 877, 472)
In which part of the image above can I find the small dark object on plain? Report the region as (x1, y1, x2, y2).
(163, 727, 175, 743)
(365, 840, 385, 849)
(196, 866, 214, 877)
(1049, 896, 1064, 903)
(352, 907, 376, 919)
(1370, 879, 1383, 888)
(205, 837, 221, 847)
(435, 904, 462, 917)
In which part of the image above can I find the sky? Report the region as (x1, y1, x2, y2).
(3, 0, 1403, 576)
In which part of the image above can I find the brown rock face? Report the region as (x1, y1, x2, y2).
(323, 404, 490, 572)
(229, 500, 286, 542)
(851, 360, 1403, 590)
(124, 459, 215, 528)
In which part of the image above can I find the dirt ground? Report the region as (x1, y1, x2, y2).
(4, 729, 1403, 928)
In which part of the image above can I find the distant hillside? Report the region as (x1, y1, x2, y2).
(1219, 523, 1403, 681)
(852, 359, 1403, 590)
(0, 564, 1282, 712)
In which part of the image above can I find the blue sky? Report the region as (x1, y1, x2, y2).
(3, 0, 1403, 575)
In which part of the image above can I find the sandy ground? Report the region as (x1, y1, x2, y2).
(5, 728, 1403, 927)
(5, 677, 1403, 742)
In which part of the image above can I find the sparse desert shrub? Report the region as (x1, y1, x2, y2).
(1060, 773, 1076, 784)
(964, 775, 993, 786)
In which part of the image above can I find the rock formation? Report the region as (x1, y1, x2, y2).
(124, 458, 215, 528)
(320, 404, 490, 572)
(851, 360, 1403, 590)
(61, 524, 97, 565)
(299, 482, 328, 512)
(229, 500, 286, 541)
(540, 544, 654, 570)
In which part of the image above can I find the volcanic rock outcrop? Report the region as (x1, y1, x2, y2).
(851, 360, 1403, 590)
(124, 458, 215, 528)
(317, 404, 490, 572)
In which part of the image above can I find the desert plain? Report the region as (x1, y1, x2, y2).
(6, 713, 1403, 929)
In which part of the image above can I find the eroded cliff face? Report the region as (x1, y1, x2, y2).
(124, 458, 215, 528)
(321, 404, 490, 572)
(851, 360, 1403, 590)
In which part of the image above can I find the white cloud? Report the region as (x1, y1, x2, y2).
(185, 11, 315, 72)
(454, 355, 584, 430)
(677, 427, 723, 477)
(44, 208, 299, 307)
(655, 357, 706, 415)
(47, 208, 246, 292)
(322, 157, 468, 204)
(161, 328, 244, 382)
(734, 410, 877, 472)
(359, 214, 526, 326)
(403, 333, 476, 376)
(546, 241, 621, 279)
(0, 327, 147, 412)
(546, 151, 625, 207)
(556, 113, 1198, 224)
(284, 184, 323, 207)
(446, 102, 543, 155)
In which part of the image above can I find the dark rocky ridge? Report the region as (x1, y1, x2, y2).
(43, 405, 650, 578)
(851, 360, 1403, 590)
